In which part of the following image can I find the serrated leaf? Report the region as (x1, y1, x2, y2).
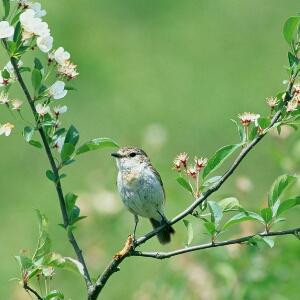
(283, 16, 300, 44)
(65, 125, 79, 146)
(76, 138, 119, 155)
(258, 117, 271, 129)
(176, 177, 193, 194)
(222, 211, 264, 230)
(268, 174, 297, 207)
(61, 143, 75, 162)
(183, 219, 193, 246)
(207, 201, 223, 226)
(202, 144, 241, 179)
(277, 196, 300, 216)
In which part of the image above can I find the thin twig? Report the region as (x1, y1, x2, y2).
(24, 283, 43, 300)
(3, 41, 93, 291)
(132, 227, 300, 259)
(90, 73, 298, 299)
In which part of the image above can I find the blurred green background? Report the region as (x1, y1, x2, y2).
(1, 0, 300, 299)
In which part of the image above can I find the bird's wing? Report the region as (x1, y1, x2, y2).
(149, 165, 166, 203)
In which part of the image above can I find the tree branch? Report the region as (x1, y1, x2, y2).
(23, 283, 43, 300)
(3, 41, 93, 291)
(131, 227, 300, 259)
(90, 73, 298, 299)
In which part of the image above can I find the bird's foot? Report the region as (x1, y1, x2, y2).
(113, 234, 134, 260)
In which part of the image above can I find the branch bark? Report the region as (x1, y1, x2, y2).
(132, 227, 300, 259)
(23, 283, 43, 300)
(3, 41, 93, 291)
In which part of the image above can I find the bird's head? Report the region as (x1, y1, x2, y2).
(111, 147, 150, 171)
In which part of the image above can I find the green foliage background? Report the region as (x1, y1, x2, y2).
(1, 0, 300, 299)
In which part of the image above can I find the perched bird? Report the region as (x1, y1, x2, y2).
(111, 147, 175, 244)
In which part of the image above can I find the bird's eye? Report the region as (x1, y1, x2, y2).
(129, 152, 137, 157)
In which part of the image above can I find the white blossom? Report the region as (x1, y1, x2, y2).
(37, 35, 53, 53)
(35, 103, 50, 116)
(57, 61, 79, 79)
(0, 21, 14, 39)
(53, 105, 67, 115)
(54, 47, 70, 65)
(0, 91, 9, 104)
(48, 81, 67, 99)
(238, 112, 260, 127)
(11, 99, 23, 110)
(29, 2, 46, 18)
(0, 122, 14, 136)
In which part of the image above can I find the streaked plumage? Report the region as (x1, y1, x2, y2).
(112, 147, 174, 244)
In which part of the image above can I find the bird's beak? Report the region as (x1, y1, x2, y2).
(111, 152, 122, 158)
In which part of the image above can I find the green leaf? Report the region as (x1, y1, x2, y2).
(231, 119, 245, 142)
(202, 144, 241, 179)
(202, 176, 222, 187)
(65, 85, 77, 91)
(69, 206, 80, 224)
(13, 22, 22, 43)
(257, 117, 271, 129)
(2, 0, 10, 19)
(65, 125, 79, 146)
(260, 207, 273, 224)
(46, 170, 56, 182)
(222, 212, 264, 230)
(248, 235, 274, 248)
(45, 290, 64, 300)
(63, 257, 85, 277)
(249, 126, 258, 141)
(65, 193, 78, 216)
(268, 174, 297, 207)
(22, 126, 34, 142)
(277, 196, 300, 216)
(15, 255, 33, 271)
(207, 201, 223, 226)
(283, 16, 300, 44)
(34, 57, 43, 71)
(2, 69, 10, 79)
(261, 236, 275, 248)
(183, 219, 193, 246)
(176, 177, 193, 194)
(288, 51, 299, 68)
(29, 140, 42, 148)
(19, 66, 31, 73)
(33, 210, 51, 261)
(61, 143, 75, 162)
(76, 138, 119, 155)
(31, 68, 42, 92)
(203, 221, 216, 235)
(218, 197, 240, 212)
(6, 41, 16, 55)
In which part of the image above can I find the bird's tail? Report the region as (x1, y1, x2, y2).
(150, 218, 175, 244)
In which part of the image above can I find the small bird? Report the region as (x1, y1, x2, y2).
(111, 147, 175, 244)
